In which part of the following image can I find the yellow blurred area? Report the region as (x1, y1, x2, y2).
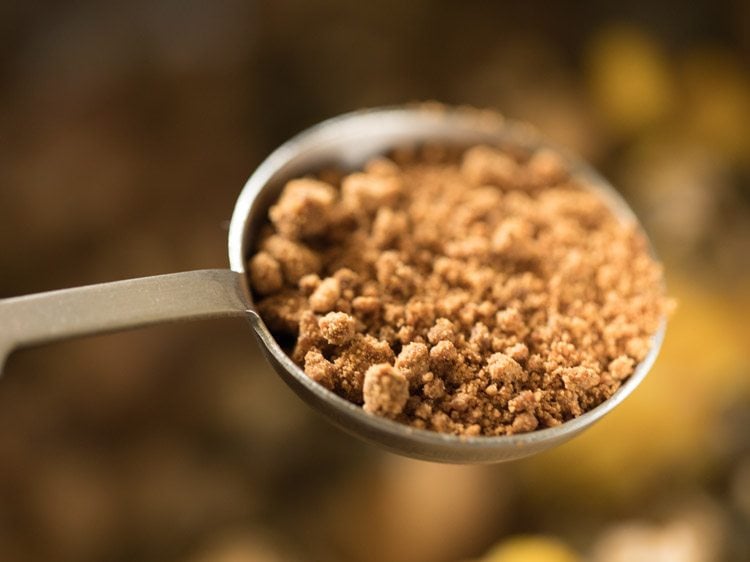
(475, 536, 580, 562)
(586, 25, 675, 136)
(681, 49, 750, 163)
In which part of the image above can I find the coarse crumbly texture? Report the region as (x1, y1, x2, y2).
(250, 142, 669, 436)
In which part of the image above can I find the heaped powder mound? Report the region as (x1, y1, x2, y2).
(248, 142, 668, 436)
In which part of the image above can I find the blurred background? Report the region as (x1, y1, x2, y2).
(1, 1, 749, 561)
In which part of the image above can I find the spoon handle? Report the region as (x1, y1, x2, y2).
(0, 269, 250, 373)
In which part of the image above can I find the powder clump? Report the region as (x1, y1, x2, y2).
(249, 142, 668, 436)
(269, 178, 336, 239)
(362, 363, 409, 418)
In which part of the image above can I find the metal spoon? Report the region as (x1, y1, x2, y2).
(0, 106, 666, 463)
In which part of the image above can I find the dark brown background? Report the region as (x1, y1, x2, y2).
(1, 2, 749, 561)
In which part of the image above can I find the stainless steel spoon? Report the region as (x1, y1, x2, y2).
(0, 105, 666, 463)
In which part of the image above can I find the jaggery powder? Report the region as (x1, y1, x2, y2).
(248, 141, 668, 436)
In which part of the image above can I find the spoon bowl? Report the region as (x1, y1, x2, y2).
(230, 106, 667, 463)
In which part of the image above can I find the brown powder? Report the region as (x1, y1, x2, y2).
(248, 142, 668, 436)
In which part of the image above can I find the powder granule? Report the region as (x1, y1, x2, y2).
(249, 141, 668, 436)
(362, 364, 409, 418)
(248, 251, 283, 296)
(304, 349, 336, 391)
(341, 173, 402, 211)
(395, 342, 430, 385)
(487, 352, 525, 385)
(309, 277, 341, 313)
(526, 148, 569, 187)
(261, 235, 321, 284)
(461, 145, 523, 189)
(269, 178, 336, 239)
(608, 355, 636, 381)
(318, 312, 357, 345)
